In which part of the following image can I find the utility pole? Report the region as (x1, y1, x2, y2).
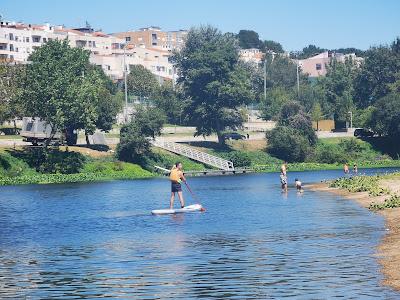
(296, 59, 300, 98)
(263, 53, 267, 101)
(123, 45, 128, 123)
(348, 111, 353, 129)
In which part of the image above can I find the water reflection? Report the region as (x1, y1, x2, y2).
(0, 169, 399, 298)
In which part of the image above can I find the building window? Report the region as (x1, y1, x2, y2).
(33, 36, 40, 43)
(9, 44, 14, 52)
(316, 63, 322, 71)
(93, 41, 96, 48)
(125, 36, 131, 42)
(88, 41, 92, 47)
(152, 33, 157, 40)
(25, 37, 30, 42)
(43, 38, 47, 43)
(9, 33, 14, 40)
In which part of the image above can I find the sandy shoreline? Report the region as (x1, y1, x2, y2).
(308, 181, 400, 291)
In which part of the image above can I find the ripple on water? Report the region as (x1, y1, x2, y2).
(0, 170, 400, 299)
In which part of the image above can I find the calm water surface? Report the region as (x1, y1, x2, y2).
(1, 168, 400, 299)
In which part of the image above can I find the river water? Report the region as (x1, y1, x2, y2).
(1, 168, 399, 299)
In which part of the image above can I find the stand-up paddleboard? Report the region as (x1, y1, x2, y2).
(151, 204, 203, 215)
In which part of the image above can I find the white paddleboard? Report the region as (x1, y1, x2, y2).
(151, 204, 203, 215)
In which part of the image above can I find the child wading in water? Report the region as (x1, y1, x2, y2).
(169, 162, 186, 209)
(295, 178, 303, 192)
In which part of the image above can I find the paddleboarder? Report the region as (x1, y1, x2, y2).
(169, 162, 186, 209)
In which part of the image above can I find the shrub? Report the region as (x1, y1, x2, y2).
(220, 151, 251, 168)
(9, 148, 85, 174)
(267, 126, 310, 162)
(117, 106, 165, 163)
(314, 143, 348, 164)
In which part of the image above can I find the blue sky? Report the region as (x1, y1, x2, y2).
(1, 0, 399, 51)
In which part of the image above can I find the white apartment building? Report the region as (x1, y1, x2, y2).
(90, 46, 174, 81)
(0, 21, 174, 81)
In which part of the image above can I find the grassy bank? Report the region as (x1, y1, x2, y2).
(0, 149, 153, 186)
(180, 138, 400, 172)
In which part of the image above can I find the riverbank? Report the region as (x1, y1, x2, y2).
(308, 173, 400, 291)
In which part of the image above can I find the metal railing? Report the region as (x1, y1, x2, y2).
(151, 139, 234, 171)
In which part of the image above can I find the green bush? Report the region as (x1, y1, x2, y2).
(117, 106, 165, 163)
(220, 151, 251, 168)
(0, 151, 35, 177)
(11, 148, 86, 174)
(314, 143, 348, 164)
(267, 126, 310, 162)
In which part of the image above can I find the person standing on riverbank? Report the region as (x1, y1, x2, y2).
(169, 162, 186, 209)
(353, 163, 358, 175)
(280, 162, 288, 192)
(344, 163, 349, 175)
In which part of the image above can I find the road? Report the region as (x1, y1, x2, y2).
(0, 131, 354, 147)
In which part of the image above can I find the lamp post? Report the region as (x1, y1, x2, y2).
(348, 111, 353, 129)
(263, 53, 267, 101)
(123, 44, 128, 123)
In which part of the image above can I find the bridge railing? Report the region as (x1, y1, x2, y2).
(151, 139, 234, 171)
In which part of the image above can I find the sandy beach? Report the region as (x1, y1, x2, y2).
(308, 179, 400, 291)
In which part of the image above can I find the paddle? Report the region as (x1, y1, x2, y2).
(184, 181, 206, 212)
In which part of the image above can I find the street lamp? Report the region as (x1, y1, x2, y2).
(123, 43, 129, 123)
(348, 111, 353, 129)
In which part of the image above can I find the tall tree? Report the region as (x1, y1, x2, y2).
(320, 57, 359, 123)
(117, 106, 165, 163)
(237, 30, 262, 49)
(153, 81, 185, 125)
(127, 64, 159, 100)
(172, 26, 253, 144)
(294, 44, 326, 59)
(262, 40, 284, 53)
(368, 93, 400, 137)
(0, 64, 24, 125)
(354, 43, 400, 107)
(260, 87, 293, 121)
(20, 39, 114, 145)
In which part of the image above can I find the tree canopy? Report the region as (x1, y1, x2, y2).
(237, 30, 262, 49)
(117, 106, 165, 163)
(127, 64, 159, 100)
(20, 39, 118, 144)
(172, 25, 253, 143)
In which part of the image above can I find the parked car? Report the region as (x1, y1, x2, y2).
(354, 128, 374, 138)
(222, 132, 246, 141)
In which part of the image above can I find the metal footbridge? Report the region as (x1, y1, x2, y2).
(151, 139, 234, 171)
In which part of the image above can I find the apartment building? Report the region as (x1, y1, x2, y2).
(298, 51, 363, 77)
(90, 46, 174, 81)
(113, 26, 187, 51)
(0, 21, 174, 81)
(0, 21, 124, 61)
